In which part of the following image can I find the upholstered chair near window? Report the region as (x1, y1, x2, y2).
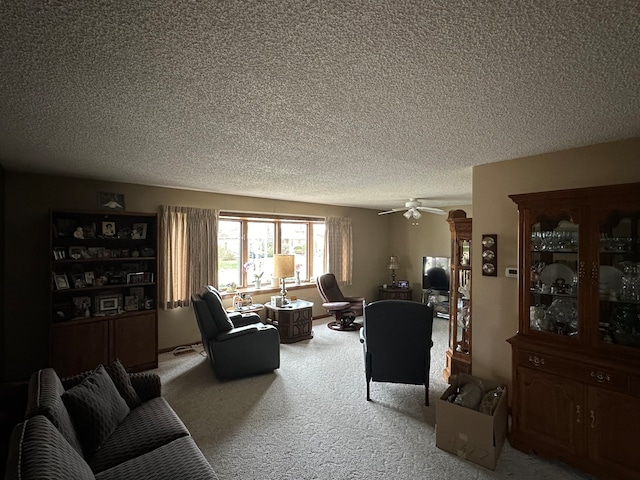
(191, 286, 280, 379)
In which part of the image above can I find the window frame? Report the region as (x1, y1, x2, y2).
(218, 211, 324, 289)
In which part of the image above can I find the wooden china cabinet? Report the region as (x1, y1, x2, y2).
(443, 209, 472, 382)
(509, 183, 640, 480)
(49, 210, 159, 377)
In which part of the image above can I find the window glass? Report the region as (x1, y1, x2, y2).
(281, 223, 308, 280)
(246, 221, 274, 283)
(218, 220, 241, 287)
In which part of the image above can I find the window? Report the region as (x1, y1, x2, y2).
(218, 213, 324, 289)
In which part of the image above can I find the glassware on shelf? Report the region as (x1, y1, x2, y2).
(620, 263, 640, 302)
(546, 298, 578, 336)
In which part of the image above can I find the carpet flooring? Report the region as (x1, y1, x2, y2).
(156, 317, 594, 480)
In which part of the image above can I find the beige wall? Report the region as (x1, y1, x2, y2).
(2, 172, 394, 380)
(472, 137, 640, 389)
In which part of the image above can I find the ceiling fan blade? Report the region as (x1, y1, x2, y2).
(416, 206, 447, 215)
(378, 207, 408, 215)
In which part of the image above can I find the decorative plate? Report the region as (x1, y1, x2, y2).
(539, 263, 575, 286)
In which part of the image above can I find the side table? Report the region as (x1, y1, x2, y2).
(378, 286, 413, 301)
(264, 300, 314, 344)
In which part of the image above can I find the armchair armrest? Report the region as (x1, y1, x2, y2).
(129, 372, 162, 401)
(231, 312, 261, 328)
(359, 328, 366, 344)
(345, 296, 365, 303)
(216, 324, 260, 342)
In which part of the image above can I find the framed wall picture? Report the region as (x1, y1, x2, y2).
(132, 223, 147, 239)
(98, 192, 125, 210)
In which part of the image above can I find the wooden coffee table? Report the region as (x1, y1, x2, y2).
(264, 300, 314, 343)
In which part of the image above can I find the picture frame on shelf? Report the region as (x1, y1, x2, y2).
(129, 287, 145, 308)
(397, 279, 409, 288)
(127, 272, 146, 284)
(102, 221, 117, 237)
(132, 223, 147, 240)
(98, 192, 125, 211)
(84, 271, 95, 286)
(72, 296, 91, 318)
(54, 273, 70, 290)
(87, 247, 105, 258)
(124, 295, 138, 311)
(82, 223, 96, 239)
(70, 273, 87, 289)
(68, 246, 87, 260)
(95, 294, 122, 314)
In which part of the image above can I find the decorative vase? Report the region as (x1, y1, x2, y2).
(254, 278, 261, 289)
(295, 271, 301, 285)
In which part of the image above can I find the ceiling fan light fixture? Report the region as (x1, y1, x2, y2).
(412, 209, 421, 219)
(403, 210, 412, 219)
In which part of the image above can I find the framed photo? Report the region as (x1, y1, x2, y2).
(132, 223, 147, 240)
(70, 273, 87, 289)
(54, 273, 70, 290)
(397, 279, 409, 288)
(68, 246, 87, 260)
(82, 223, 96, 239)
(87, 247, 105, 258)
(127, 272, 146, 284)
(98, 192, 125, 211)
(84, 271, 95, 286)
(95, 294, 122, 314)
(102, 221, 117, 237)
(124, 295, 138, 311)
(129, 287, 145, 308)
(72, 296, 91, 318)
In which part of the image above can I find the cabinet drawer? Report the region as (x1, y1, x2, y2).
(517, 349, 628, 393)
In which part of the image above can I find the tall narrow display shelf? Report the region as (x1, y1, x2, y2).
(444, 210, 472, 382)
(508, 182, 640, 480)
(50, 210, 158, 376)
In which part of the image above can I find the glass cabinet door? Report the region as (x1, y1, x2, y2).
(597, 209, 640, 350)
(527, 214, 580, 339)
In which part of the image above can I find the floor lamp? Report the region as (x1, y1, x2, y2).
(273, 254, 295, 305)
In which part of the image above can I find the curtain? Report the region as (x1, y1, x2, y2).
(159, 205, 218, 309)
(325, 216, 353, 285)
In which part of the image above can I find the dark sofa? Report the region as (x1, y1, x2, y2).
(4, 361, 216, 480)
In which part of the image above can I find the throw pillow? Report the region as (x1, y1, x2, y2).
(62, 359, 142, 410)
(62, 364, 130, 454)
(104, 359, 142, 409)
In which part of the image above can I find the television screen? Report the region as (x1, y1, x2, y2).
(422, 257, 450, 290)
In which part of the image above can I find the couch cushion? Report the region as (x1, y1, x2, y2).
(95, 436, 216, 480)
(62, 365, 130, 455)
(4, 415, 95, 480)
(199, 286, 234, 333)
(25, 367, 84, 456)
(88, 396, 190, 474)
(62, 359, 142, 410)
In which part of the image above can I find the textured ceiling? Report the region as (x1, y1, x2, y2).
(1, 1, 639, 212)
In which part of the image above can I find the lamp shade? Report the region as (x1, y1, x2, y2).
(388, 255, 399, 270)
(273, 254, 295, 278)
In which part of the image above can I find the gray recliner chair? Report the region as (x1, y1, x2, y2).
(192, 286, 280, 379)
(359, 300, 434, 405)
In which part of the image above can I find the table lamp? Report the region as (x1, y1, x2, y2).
(273, 254, 295, 305)
(388, 255, 399, 286)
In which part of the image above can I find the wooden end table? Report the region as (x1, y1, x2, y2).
(264, 300, 314, 343)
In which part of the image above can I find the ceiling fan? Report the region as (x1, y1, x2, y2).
(378, 198, 446, 219)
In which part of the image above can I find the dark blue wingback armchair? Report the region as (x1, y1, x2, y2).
(359, 300, 434, 405)
(192, 286, 280, 379)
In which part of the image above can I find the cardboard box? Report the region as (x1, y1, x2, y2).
(435, 373, 508, 470)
